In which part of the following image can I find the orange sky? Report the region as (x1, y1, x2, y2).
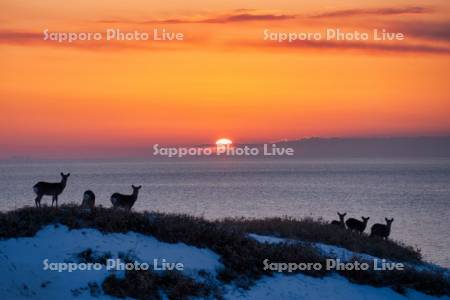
(1, 0, 449, 158)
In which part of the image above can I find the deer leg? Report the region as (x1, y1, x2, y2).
(35, 195, 42, 208)
(52, 195, 56, 207)
(55, 195, 58, 208)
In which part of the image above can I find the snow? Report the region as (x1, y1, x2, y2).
(225, 273, 448, 300)
(0, 225, 223, 299)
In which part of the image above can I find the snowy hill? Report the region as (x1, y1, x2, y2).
(0, 206, 448, 299)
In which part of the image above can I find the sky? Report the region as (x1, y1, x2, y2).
(0, 0, 449, 158)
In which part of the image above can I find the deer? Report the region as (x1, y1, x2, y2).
(345, 216, 370, 234)
(110, 185, 142, 211)
(370, 218, 394, 239)
(33, 172, 70, 207)
(81, 190, 96, 209)
(331, 212, 347, 228)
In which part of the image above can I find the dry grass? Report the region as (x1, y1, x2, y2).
(338, 258, 450, 296)
(217, 216, 422, 263)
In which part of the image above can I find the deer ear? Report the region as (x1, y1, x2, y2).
(66, 173, 70, 177)
(385, 218, 389, 222)
(138, 185, 142, 189)
(60, 172, 64, 176)
(343, 213, 347, 216)
(132, 185, 136, 189)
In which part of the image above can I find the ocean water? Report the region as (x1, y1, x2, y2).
(0, 158, 449, 267)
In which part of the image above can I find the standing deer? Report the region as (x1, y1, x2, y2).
(345, 216, 370, 233)
(33, 173, 70, 207)
(331, 212, 347, 228)
(370, 218, 394, 239)
(81, 190, 96, 209)
(111, 185, 142, 211)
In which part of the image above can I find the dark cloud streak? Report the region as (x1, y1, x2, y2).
(239, 39, 450, 55)
(395, 21, 450, 42)
(2, 27, 449, 55)
(98, 13, 295, 25)
(0, 31, 42, 43)
(312, 6, 431, 18)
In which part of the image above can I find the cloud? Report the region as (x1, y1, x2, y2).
(0, 30, 190, 51)
(211, 13, 295, 23)
(2, 27, 449, 56)
(98, 12, 296, 25)
(0, 31, 42, 44)
(238, 39, 450, 55)
(395, 21, 450, 42)
(311, 6, 431, 18)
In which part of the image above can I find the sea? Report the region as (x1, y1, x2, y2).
(0, 158, 449, 267)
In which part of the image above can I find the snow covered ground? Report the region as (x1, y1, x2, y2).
(0, 226, 448, 299)
(0, 225, 222, 299)
(225, 273, 446, 300)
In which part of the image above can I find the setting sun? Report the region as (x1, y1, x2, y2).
(215, 138, 233, 146)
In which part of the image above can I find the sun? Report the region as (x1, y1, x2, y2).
(215, 138, 233, 146)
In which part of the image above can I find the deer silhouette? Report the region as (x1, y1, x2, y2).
(110, 185, 142, 211)
(345, 216, 370, 233)
(370, 218, 394, 239)
(331, 212, 347, 228)
(81, 190, 96, 209)
(33, 173, 70, 207)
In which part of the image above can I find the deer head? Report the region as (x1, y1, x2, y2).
(131, 185, 142, 194)
(337, 212, 347, 221)
(60, 172, 70, 183)
(385, 218, 394, 227)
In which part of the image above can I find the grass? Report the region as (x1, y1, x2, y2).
(338, 258, 450, 296)
(217, 216, 422, 263)
(102, 270, 221, 300)
(0, 205, 448, 297)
